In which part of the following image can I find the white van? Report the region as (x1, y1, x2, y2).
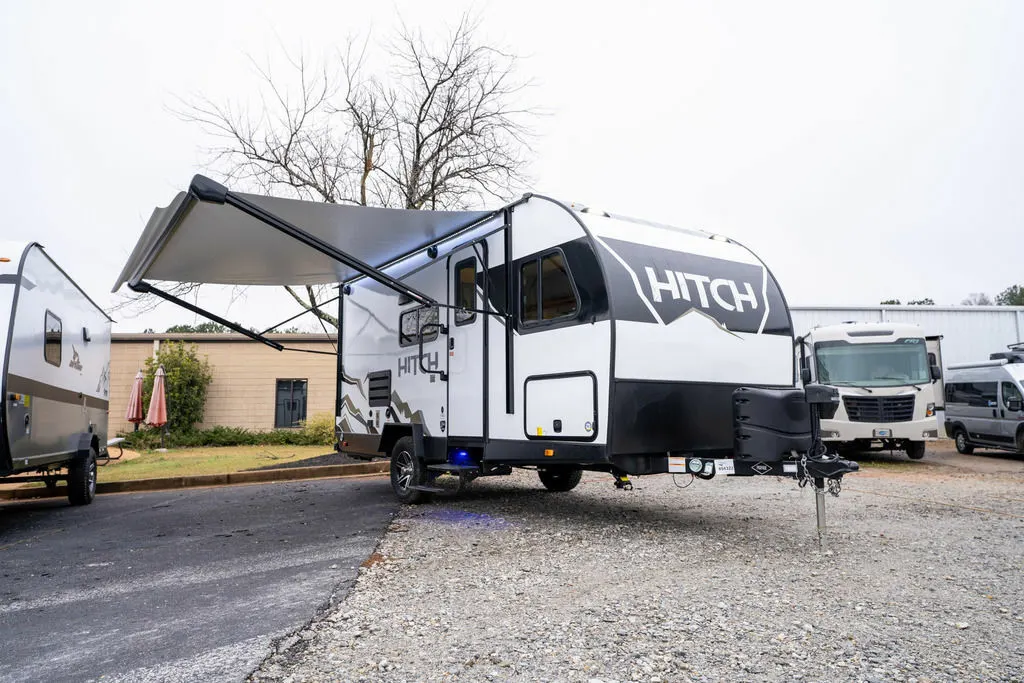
(944, 345, 1024, 454)
(797, 322, 943, 459)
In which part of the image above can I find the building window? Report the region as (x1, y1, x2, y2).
(275, 379, 308, 428)
(44, 310, 62, 367)
(454, 258, 477, 326)
(519, 251, 578, 324)
(399, 305, 439, 347)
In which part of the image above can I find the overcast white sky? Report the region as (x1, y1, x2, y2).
(2, 0, 1021, 332)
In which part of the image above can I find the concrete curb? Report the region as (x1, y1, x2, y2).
(0, 461, 389, 501)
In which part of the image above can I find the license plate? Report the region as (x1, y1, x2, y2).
(873, 429, 891, 437)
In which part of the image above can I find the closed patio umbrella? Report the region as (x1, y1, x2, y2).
(125, 369, 145, 432)
(146, 365, 168, 448)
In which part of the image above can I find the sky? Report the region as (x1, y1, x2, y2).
(1, 0, 1022, 332)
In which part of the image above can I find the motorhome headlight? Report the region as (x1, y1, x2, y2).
(686, 458, 704, 474)
(926, 402, 935, 417)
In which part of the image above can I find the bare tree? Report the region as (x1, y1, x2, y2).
(125, 15, 533, 329)
(961, 292, 993, 306)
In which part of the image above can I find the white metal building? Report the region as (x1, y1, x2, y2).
(791, 306, 1024, 369)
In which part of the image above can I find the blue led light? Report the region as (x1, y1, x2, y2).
(449, 449, 473, 465)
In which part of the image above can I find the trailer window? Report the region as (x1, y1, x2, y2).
(44, 310, 61, 367)
(454, 258, 477, 326)
(520, 251, 578, 324)
(399, 305, 440, 347)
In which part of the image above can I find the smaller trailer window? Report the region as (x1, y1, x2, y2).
(454, 258, 477, 326)
(520, 251, 578, 325)
(399, 305, 440, 347)
(44, 310, 62, 367)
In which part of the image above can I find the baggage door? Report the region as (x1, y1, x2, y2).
(446, 243, 486, 439)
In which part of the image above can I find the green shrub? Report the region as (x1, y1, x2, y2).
(299, 413, 336, 445)
(119, 413, 336, 450)
(143, 342, 214, 432)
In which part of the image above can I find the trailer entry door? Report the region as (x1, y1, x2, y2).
(446, 244, 485, 439)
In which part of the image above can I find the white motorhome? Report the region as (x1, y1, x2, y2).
(943, 344, 1024, 455)
(797, 322, 943, 459)
(1, 242, 111, 504)
(115, 176, 857, 505)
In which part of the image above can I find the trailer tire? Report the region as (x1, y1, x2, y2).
(906, 441, 926, 460)
(68, 447, 97, 506)
(954, 429, 974, 455)
(390, 437, 428, 504)
(538, 467, 583, 492)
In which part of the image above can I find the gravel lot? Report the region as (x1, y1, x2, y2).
(252, 444, 1024, 683)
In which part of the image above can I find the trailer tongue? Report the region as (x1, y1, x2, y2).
(114, 175, 858, 531)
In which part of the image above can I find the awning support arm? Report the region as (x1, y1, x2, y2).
(260, 294, 340, 335)
(190, 175, 436, 307)
(128, 280, 285, 351)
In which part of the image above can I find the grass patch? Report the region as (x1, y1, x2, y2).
(99, 445, 332, 482)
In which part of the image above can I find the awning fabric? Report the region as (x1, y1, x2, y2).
(113, 179, 494, 291)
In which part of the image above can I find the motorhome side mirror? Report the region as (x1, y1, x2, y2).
(930, 365, 941, 381)
(1009, 398, 1023, 412)
(800, 368, 812, 385)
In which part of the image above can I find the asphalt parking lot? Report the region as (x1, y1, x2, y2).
(0, 477, 397, 683)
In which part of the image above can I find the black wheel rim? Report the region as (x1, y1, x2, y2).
(393, 450, 414, 493)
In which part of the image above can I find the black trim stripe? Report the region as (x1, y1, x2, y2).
(6, 374, 109, 411)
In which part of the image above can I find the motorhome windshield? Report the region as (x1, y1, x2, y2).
(815, 338, 930, 387)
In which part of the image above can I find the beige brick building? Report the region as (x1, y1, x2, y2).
(109, 333, 337, 435)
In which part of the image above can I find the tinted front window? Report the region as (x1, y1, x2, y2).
(541, 253, 577, 320)
(815, 339, 929, 387)
(519, 251, 577, 324)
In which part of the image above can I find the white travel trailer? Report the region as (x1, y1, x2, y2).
(797, 321, 944, 459)
(1, 242, 111, 504)
(115, 176, 857, 505)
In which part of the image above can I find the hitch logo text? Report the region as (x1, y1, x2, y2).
(643, 267, 760, 314)
(398, 351, 440, 378)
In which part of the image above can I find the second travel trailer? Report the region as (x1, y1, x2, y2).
(797, 321, 944, 459)
(114, 176, 858, 511)
(1, 242, 112, 505)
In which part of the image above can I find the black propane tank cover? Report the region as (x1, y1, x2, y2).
(732, 387, 813, 460)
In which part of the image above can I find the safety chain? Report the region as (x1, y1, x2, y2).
(796, 443, 843, 497)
